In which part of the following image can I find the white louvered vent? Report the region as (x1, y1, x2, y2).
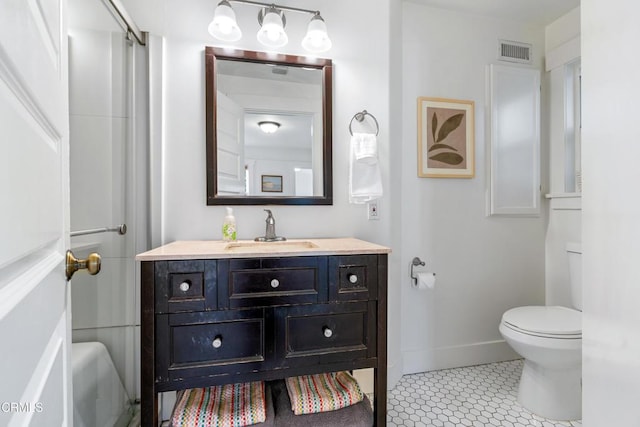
(498, 40, 532, 64)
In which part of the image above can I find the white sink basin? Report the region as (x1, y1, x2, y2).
(224, 240, 319, 252)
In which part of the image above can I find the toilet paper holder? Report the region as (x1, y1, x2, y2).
(410, 257, 427, 285)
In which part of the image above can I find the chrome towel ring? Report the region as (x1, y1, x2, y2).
(349, 110, 379, 136)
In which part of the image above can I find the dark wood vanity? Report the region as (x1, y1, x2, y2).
(137, 238, 389, 426)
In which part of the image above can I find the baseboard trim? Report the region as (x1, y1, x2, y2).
(387, 358, 403, 390)
(402, 340, 520, 375)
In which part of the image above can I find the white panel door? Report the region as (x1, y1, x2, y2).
(0, 0, 71, 425)
(216, 91, 245, 195)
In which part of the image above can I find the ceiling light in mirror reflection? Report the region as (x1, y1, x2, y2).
(258, 121, 280, 133)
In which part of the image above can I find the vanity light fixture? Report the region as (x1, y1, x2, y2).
(258, 121, 280, 133)
(257, 6, 288, 48)
(208, 0, 242, 42)
(301, 13, 332, 53)
(208, 0, 332, 53)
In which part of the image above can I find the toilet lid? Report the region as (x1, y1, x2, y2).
(502, 306, 581, 338)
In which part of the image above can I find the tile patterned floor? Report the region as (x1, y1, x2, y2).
(387, 359, 582, 427)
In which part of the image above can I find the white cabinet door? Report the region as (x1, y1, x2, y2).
(488, 65, 541, 216)
(0, 0, 71, 425)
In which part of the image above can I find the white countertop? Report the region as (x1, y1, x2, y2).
(135, 238, 391, 261)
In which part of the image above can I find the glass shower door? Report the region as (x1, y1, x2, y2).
(68, 0, 147, 424)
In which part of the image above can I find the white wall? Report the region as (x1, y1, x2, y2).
(125, 0, 403, 386)
(544, 8, 582, 308)
(582, 1, 640, 425)
(545, 7, 580, 54)
(400, 3, 546, 373)
(131, 0, 393, 241)
(126, 0, 559, 392)
(388, 0, 404, 388)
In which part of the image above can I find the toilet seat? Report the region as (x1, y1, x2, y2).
(502, 306, 581, 339)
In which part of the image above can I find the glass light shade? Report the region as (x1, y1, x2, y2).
(258, 121, 280, 133)
(302, 15, 332, 53)
(257, 10, 288, 48)
(208, 1, 242, 42)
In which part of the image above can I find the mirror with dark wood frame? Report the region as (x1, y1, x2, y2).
(205, 47, 333, 205)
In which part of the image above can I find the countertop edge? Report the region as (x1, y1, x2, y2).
(135, 238, 391, 261)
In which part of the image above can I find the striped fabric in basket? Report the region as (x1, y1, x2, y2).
(285, 371, 364, 415)
(171, 382, 266, 427)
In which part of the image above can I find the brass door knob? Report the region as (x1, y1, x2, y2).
(66, 250, 101, 281)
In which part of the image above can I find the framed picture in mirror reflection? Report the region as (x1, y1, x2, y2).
(261, 175, 283, 193)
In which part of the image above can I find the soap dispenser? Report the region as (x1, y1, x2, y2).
(222, 207, 237, 241)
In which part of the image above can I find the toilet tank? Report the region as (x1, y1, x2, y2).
(566, 243, 582, 311)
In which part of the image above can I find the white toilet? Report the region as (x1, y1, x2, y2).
(499, 243, 582, 421)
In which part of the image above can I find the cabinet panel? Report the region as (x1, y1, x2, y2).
(488, 64, 541, 216)
(218, 257, 328, 308)
(275, 302, 373, 367)
(156, 309, 267, 382)
(155, 260, 217, 313)
(329, 255, 377, 301)
(170, 272, 203, 300)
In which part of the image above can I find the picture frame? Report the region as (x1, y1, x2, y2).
(261, 175, 283, 192)
(417, 97, 475, 178)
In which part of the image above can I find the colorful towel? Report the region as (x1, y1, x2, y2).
(171, 382, 266, 427)
(285, 372, 364, 415)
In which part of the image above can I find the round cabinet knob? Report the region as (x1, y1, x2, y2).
(212, 336, 223, 348)
(323, 327, 333, 338)
(179, 281, 190, 292)
(348, 274, 358, 284)
(270, 279, 280, 288)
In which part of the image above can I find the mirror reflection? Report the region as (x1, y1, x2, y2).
(244, 110, 315, 196)
(206, 48, 333, 205)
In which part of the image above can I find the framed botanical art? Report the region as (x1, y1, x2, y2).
(417, 97, 475, 178)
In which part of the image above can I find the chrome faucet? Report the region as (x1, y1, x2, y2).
(255, 209, 286, 242)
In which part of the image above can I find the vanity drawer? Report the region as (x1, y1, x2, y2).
(155, 309, 266, 382)
(154, 260, 217, 313)
(276, 302, 375, 366)
(218, 257, 328, 309)
(329, 255, 378, 301)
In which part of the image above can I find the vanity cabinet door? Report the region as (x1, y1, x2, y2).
(218, 257, 328, 308)
(155, 260, 217, 313)
(328, 255, 378, 302)
(155, 309, 268, 384)
(274, 302, 376, 368)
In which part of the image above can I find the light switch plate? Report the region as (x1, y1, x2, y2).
(367, 201, 379, 220)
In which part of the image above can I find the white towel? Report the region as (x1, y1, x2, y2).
(352, 132, 378, 164)
(349, 133, 383, 204)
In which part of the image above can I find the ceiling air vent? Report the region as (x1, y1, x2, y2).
(272, 66, 288, 75)
(498, 40, 532, 64)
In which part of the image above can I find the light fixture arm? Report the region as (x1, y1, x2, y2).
(226, 0, 320, 17)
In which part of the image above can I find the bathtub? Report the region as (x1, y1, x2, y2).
(72, 342, 132, 427)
